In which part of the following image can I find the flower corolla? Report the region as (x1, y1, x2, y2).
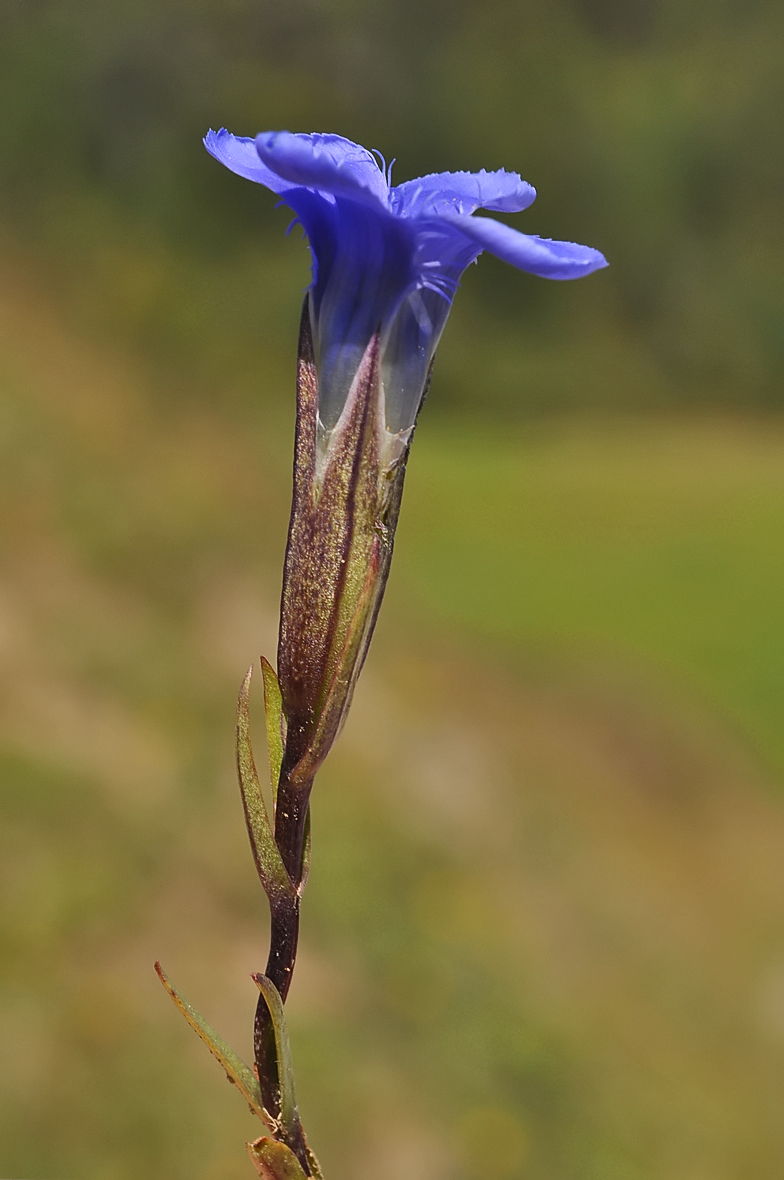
(204, 129, 607, 437)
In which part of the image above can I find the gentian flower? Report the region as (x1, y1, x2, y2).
(205, 129, 607, 438)
(176, 133, 609, 1176)
(204, 129, 607, 884)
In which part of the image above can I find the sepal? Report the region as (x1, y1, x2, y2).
(277, 301, 410, 786)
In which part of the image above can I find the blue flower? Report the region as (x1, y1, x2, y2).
(205, 129, 607, 435)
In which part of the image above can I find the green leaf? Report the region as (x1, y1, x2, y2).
(253, 973, 301, 1145)
(299, 805, 312, 894)
(260, 656, 285, 803)
(247, 1137, 309, 1180)
(155, 962, 269, 1126)
(237, 667, 295, 905)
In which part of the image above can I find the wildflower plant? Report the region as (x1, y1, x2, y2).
(156, 130, 607, 1179)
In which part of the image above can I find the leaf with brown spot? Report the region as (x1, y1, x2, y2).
(155, 962, 270, 1126)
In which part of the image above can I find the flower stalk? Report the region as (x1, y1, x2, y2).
(253, 297, 417, 1146)
(157, 128, 607, 1180)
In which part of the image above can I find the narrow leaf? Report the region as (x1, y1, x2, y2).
(155, 962, 269, 1125)
(247, 1137, 309, 1180)
(299, 805, 312, 895)
(238, 667, 295, 905)
(253, 973, 301, 1144)
(261, 656, 285, 803)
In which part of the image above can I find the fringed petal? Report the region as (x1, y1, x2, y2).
(392, 169, 536, 218)
(441, 213, 608, 279)
(255, 131, 390, 209)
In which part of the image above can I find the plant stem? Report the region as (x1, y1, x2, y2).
(274, 773, 312, 889)
(253, 772, 313, 1149)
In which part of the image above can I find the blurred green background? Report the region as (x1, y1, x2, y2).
(2, 1, 784, 1178)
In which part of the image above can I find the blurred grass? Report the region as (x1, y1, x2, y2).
(392, 417, 784, 775)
